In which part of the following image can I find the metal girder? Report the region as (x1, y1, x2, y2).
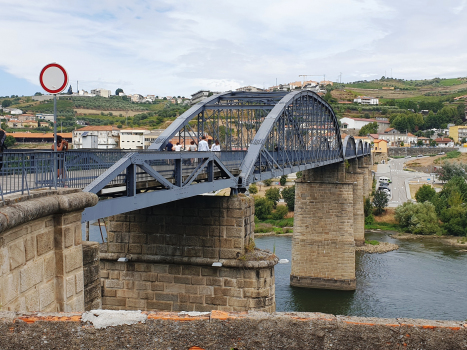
(82, 178, 237, 222)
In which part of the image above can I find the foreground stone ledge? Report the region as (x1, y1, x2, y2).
(0, 311, 465, 349)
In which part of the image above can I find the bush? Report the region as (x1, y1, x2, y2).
(265, 187, 281, 208)
(4, 135, 16, 148)
(415, 184, 436, 203)
(263, 179, 272, 186)
(281, 185, 295, 211)
(439, 205, 467, 236)
(272, 205, 289, 220)
(395, 201, 442, 235)
(436, 162, 467, 182)
(254, 197, 273, 220)
(364, 196, 373, 217)
(280, 175, 287, 186)
(296, 171, 303, 179)
(248, 183, 258, 194)
(365, 214, 375, 225)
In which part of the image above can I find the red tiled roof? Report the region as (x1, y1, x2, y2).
(434, 138, 452, 142)
(348, 118, 389, 124)
(76, 126, 119, 131)
(369, 134, 379, 139)
(384, 128, 394, 132)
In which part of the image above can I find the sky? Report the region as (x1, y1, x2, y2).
(1, 0, 466, 97)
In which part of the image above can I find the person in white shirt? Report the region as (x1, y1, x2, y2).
(198, 136, 209, 152)
(174, 142, 183, 151)
(211, 139, 221, 152)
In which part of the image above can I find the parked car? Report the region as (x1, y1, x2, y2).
(417, 154, 423, 158)
(438, 152, 445, 155)
(405, 155, 412, 158)
(379, 176, 391, 183)
(379, 182, 390, 188)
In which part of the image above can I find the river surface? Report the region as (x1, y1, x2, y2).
(83, 223, 467, 320)
(255, 232, 467, 320)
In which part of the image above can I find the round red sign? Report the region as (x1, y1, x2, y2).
(39, 63, 68, 94)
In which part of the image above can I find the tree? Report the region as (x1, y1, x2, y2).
(115, 88, 124, 96)
(280, 175, 287, 186)
(248, 183, 258, 194)
(373, 190, 389, 215)
(4, 135, 16, 148)
(395, 201, 441, 235)
(415, 184, 436, 203)
(67, 85, 73, 94)
(359, 122, 378, 136)
(435, 162, 467, 182)
(417, 140, 423, 147)
(263, 179, 272, 186)
(461, 137, 466, 144)
(281, 185, 295, 211)
(34, 92, 43, 96)
(272, 205, 289, 220)
(429, 139, 436, 147)
(1, 100, 12, 108)
(254, 197, 273, 220)
(400, 141, 404, 147)
(265, 187, 281, 208)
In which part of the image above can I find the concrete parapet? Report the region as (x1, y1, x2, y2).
(1, 311, 465, 349)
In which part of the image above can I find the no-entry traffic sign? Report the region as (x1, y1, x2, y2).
(39, 63, 68, 94)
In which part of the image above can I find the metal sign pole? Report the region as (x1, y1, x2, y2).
(53, 94, 57, 189)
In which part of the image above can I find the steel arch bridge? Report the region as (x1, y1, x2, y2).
(73, 90, 371, 221)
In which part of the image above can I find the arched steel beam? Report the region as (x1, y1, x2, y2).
(342, 135, 357, 159)
(148, 91, 232, 150)
(238, 90, 343, 187)
(356, 139, 364, 156)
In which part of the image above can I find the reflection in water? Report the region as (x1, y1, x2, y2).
(255, 233, 467, 320)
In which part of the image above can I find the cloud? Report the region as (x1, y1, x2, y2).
(0, 0, 465, 96)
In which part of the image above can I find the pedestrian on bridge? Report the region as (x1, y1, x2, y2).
(0, 128, 7, 171)
(211, 139, 220, 152)
(198, 136, 209, 152)
(174, 142, 183, 151)
(51, 135, 68, 184)
(187, 140, 197, 165)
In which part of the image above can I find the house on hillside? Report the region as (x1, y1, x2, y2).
(372, 139, 388, 163)
(353, 96, 379, 105)
(434, 138, 454, 147)
(383, 127, 399, 134)
(72, 125, 120, 149)
(340, 117, 389, 133)
(378, 133, 418, 147)
(417, 137, 430, 146)
(91, 89, 111, 98)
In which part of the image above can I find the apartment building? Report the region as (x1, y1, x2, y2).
(72, 125, 119, 149)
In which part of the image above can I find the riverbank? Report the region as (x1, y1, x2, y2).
(391, 232, 467, 249)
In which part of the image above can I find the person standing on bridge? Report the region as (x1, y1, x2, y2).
(211, 139, 220, 152)
(51, 135, 68, 183)
(0, 127, 7, 171)
(198, 136, 209, 152)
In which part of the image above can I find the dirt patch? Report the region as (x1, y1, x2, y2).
(356, 242, 399, 253)
(373, 209, 398, 224)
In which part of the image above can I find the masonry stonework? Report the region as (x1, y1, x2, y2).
(100, 195, 277, 312)
(0, 189, 98, 312)
(82, 241, 102, 311)
(291, 163, 356, 290)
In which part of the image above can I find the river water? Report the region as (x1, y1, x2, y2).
(255, 232, 467, 320)
(83, 223, 467, 320)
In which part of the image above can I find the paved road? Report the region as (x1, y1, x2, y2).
(375, 157, 436, 208)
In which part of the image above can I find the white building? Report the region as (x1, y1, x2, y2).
(191, 90, 211, 105)
(340, 117, 389, 133)
(36, 113, 54, 122)
(72, 126, 120, 149)
(10, 109, 23, 115)
(119, 129, 150, 150)
(378, 133, 418, 147)
(353, 96, 379, 105)
(236, 86, 266, 92)
(144, 129, 165, 149)
(91, 89, 111, 98)
(131, 94, 144, 103)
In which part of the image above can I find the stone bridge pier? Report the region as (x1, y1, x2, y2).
(100, 195, 277, 313)
(290, 158, 370, 291)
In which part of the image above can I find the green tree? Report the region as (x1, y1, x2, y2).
(272, 205, 289, 220)
(296, 171, 303, 179)
(417, 140, 423, 147)
(4, 135, 16, 147)
(1, 100, 12, 108)
(429, 139, 437, 147)
(263, 179, 272, 186)
(248, 183, 258, 194)
(359, 122, 378, 136)
(281, 185, 295, 211)
(415, 184, 436, 203)
(436, 162, 467, 182)
(34, 92, 43, 96)
(254, 197, 273, 220)
(115, 88, 124, 96)
(265, 187, 281, 208)
(461, 137, 467, 144)
(373, 190, 389, 215)
(280, 175, 287, 186)
(395, 201, 441, 235)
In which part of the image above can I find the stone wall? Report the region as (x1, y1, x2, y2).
(82, 241, 101, 311)
(2, 311, 465, 350)
(388, 147, 455, 157)
(100, 195, 277, 312)
(0, 189, 98, 312)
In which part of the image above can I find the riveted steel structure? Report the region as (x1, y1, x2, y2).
(0, 91, 372, 222)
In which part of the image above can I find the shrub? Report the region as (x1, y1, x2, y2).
(365, 214, 375, 225)
(395, 201, 442, 235)
(296, 171, 303, 179)
(280, 175, 287, 186)
(364, 196, 373, 217)
(248, 183, 258, 194)
(254, 196, 273, 220)
(272, 205, 289, 220)
(281, 185, 295, 211)
(415, 184, 436, 203)
(439, 205, 467, 236)
(436, 162, 467, 182)
(265, 187, 281, 208)
(263, 179, 272, 186)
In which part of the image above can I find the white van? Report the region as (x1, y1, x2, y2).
(379, 176, 391, 183)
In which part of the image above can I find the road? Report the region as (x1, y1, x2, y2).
(375, 157, 437, 208)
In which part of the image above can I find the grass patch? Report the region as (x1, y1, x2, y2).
(365, 240, 380, 245)
(365, 222, 401, 231)
(444, 151, 461, 159)
(261, 218, 294, 228)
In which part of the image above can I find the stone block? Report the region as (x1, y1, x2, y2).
(39, 281, 55, 310)
(154, 292, 179, 302)
(64, 246, 83, 273)
(147, 300, 172, 311)
(20, 261, 43, 293)
(185, 285, 199, 295)
(189, 295, 204, 304)
(158, 274, 174, 283)
(128, 244, 142, 254)
(103, 289, 116, 297)
(206, 277, 223, 286)
(102, 297, 126, 306)
(135, 282, 151, 290)
(24, 236, 35, 262)
(151, 264, 168, 274)
(201, 267, 219, 277)
(116, 289, 139, 299)
(75, 271, 84, 293)
(139, 291, 155, 300)
(165, 284, 186, 293)
(66, 276, 75, 298)
(135, 263, 151, 272)
(25, 288, 40, 312)
(174, 275, 192, 285)
(105, 279, 124, 289)
(74, 225, 82, 246)
(191, 276, 206, 285)
(228, 297, 248, 307)
(64, 227, 73, 248)
(141, 272, 158, 282)
(205, 296, 228, 306)
(199, 286, 214, 296)
(9, 240, 25, 270)
(150, 282, 164, 291)
(127, 298, 146, 310)
(4, 271, 20, 304)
